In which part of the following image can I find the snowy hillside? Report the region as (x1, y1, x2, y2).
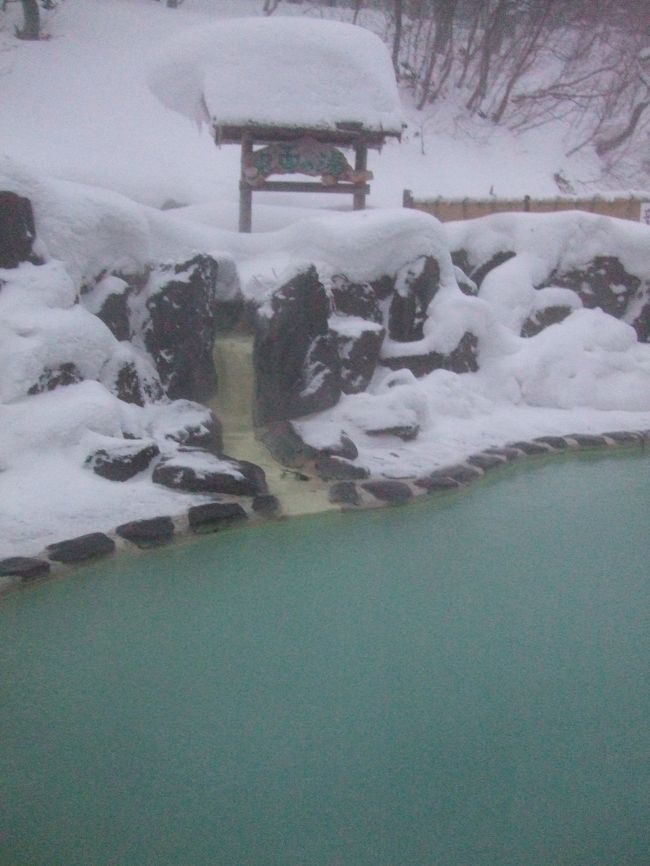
(1, 0, 644, 221)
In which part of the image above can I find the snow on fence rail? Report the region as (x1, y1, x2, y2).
(403, 190, 650, 224)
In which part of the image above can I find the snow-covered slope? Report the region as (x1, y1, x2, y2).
(1, 0, 638, 223)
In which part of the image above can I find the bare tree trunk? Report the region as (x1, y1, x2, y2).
(596, 99, 650, 154)
(392, 0, 403, 77)
(465, 0, 510, 114)
(417, 0, 457, 110)
(263, 0, 282, 14)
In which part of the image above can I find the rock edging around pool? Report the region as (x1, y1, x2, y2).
(1, 430, 647, 597)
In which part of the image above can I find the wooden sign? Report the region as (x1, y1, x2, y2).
(243, 138, 372, 186)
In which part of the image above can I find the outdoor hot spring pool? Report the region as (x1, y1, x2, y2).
(1, 452, 648, 866)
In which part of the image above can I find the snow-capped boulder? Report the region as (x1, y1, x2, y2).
(521, 304, 574, 337)
(541, 256, 640, 319)
(0, 191, 37, 269)
(152, 449, 267, 496)
(0, 264, 118, 402)
(85, 436, 160, 482)
(388, 256, 441, 342)
(99, 342, 164, 407)
(382, 330, 479, 376)
(47, 533, 116, 564)
(81, 273, 131, 342)
(129, 254, 223, 403)
(447, 212, 650, 341)
(149, 399, 223, 455)
(115, 516, 175, 548)
(254, 267, 341, 424)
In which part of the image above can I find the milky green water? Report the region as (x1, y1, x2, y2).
(1, 453, 649, 866)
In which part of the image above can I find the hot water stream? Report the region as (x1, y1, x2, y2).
(212, 334, 334, 516)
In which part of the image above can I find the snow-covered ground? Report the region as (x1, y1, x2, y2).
(1, 0, 650, 559)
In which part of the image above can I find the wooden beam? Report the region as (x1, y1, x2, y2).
(239, 134, 253, 233)
(242, 180, 370, 194)
(353, 143, 368, 210)
(216, 124, 395, 149)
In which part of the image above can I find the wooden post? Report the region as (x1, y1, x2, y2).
(402, 188, 413, 208)
(239, 134, 253, 233)
(353, 142, 368, 210)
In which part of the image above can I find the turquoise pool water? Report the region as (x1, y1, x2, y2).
(1, 452, 649, 866)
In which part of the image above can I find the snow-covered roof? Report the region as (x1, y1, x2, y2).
(147, 17, 404, 138)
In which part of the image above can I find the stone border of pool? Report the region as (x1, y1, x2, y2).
(1, 429, 647, 598)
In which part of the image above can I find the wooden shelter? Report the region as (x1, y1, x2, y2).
(216, 122, 400, 232)
(148, 17, 404, 231)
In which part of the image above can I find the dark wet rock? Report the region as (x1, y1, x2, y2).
(380, 351, 440, 377)
(252, 494, 281, 516)
(533, 436, 570, 450)
(47, 533, 115, 563)
(328, 481, 361, 506)
(416, 464, 483, 490)
(566, 433, 608, 448)
(214, 298, 245, 333)
(258, 421, 318, 467)
(140, 254, 224, 402)
(521, 305, 573, 337)
(467, 452, 506, 470)
(508, 440, 553, 455)
(115, 516, 174, 548)
(468, 251, 516, 288)
(382, 331, 478, 377)
(370, 274, 395, 300)
(366, 424, 420, 442)
(445, 332, 480, 373)
(254, 267, 341, 424)
(451, 249, 472, 277)
(361, 480, 413, 504)
(152, 450, 266, 496)
(631, 298, 650, 342)
(188, 501, 248, 533)
(28, 363, 83, 395)
(602, 430, 642, 444)
(330, 274, 382, 323)
(483, 446, 523, 461)
(0, 191, 37, 269)
(330, 318, 385, 395)
(314, 455, 369, 481)
(85, 439, 159, 482)
(414, 474, 461, 492)
(0, 556, 50, 581)
(541, 256, 640, 320)
(388, 256, 440, 342)
(446, 463, 484, 483)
